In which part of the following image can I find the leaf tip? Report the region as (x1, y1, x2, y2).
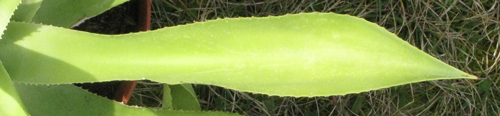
(463, 73, 479, 79)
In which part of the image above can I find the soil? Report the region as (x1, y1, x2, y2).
(72, 0, 141, 100)
(73, 1, 139, 34)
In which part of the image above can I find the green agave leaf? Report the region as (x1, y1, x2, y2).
(0, 0, 21, 38)
(0, 13, 476, 97)
(0, 0, 27, 115)
(162, 85, 173, 109)
(31, 0, 128, 27)
(15, 84, 240, 116)
(11, 0, 43, 22)
(170, 84, 201, 110)
(0, 62, 28, 116)
(163, 84, 201, 110)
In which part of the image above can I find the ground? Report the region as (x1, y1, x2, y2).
(75, 0, 499, 115)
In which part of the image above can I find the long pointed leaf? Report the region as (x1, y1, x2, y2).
(0, 0, 21, 38)
(170, 84, 201, 110)
(162, 84, 173, 109)
(0, 62, 28, 116)
(15, 84, 240, 116)
(11, 0, 43, 22)
(0, 0, 28, 115)
(31, 0, 128, 27)
(162, 84, 201, 110)
(0, 13, 477, 96)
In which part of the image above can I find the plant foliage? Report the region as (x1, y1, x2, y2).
(0, 0, 476, 115)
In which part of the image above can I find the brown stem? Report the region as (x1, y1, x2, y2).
(138, 0, 151, 32)
(113, 81, 138, 103)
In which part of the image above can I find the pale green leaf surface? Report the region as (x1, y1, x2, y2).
(0, 13, 476, 97)
(31, 0, 128, 27)
(0, 62, 28, 116)
(170, 84, 201, 110)
(15, 84, 241, 116)
(11, 0, 43, 22)
(0, 1, 25, 114)
(0, 0, 21, 38)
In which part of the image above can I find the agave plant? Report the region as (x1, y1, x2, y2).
(0, 0, 477, 115)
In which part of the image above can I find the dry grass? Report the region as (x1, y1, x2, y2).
(131, 0, 500, 115)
